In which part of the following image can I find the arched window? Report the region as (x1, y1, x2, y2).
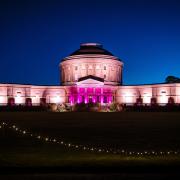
(151, 97, 157, 105)
(75, 74, 78, 81)
(40, 98, 46, 106)
(136, 97, 143, 105)
(8, 97, 15, 106)
(168, 97, 175, 104)
(26, 98, 32, 106)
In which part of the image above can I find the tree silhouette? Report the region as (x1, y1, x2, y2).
(165, 76, 180, 83)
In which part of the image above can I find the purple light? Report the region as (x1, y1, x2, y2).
(85, 96, 88, 104)
(93, 96, 96, 103)
(77, 96, 80, 104)
(101, 96, 104, 104)
(70, 96, 73, 105)
(108, 96, 112, 104)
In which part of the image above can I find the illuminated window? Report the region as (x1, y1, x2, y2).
(96, 65, 100, 69)
(75, 74, 78, 81)
(68, 75, 71, 81)
(89, 65, 93, 69)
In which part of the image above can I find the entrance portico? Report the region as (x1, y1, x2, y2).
(68, 75, 113, 104)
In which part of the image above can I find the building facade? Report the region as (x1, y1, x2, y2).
(0, 43, 180, 106)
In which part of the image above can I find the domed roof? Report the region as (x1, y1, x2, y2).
(69, 43, 114, 56)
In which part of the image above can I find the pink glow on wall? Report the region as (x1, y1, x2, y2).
(100, 96, 104, 104)
(15, 96, 25, 104)
(69, 96, 73, 105)
(54, 96, 62, 104)
(143, 95, 151, 104)
(60, 53, 123, 86)
(0, 96, 7, 105)
(93, 96, 96, 103)
(108, 96, 112, 104)
(77, 96, 81, 103)
(84, 96, 88, 104)
(158, 94, 168, 104)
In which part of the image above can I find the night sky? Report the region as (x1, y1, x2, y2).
(1, 0, 180, 85)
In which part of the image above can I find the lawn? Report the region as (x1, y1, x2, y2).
(0, 112, 180, 173)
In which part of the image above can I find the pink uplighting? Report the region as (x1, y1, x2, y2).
(0, 43, 180, 107)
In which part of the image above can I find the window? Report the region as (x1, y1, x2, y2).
(89, 65, 93, 69)
(161, 91, 166, 94)
(75, 74, 78, 81)
(75, 66, 78, 70)
(103, 96, 107, 103)
(104, 74, 106, 79)
(104, 66, 106, 70)
(96, 65, 100, 69)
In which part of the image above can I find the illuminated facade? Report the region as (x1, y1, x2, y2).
(0, 43, 180, 106)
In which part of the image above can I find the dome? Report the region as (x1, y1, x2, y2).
(69, 43, 114, 56)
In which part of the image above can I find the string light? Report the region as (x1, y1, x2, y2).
(0, 121, 180, 156)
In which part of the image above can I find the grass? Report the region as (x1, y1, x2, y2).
(0, 112, 180, 172)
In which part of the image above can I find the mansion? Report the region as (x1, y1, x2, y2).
(0, 43, 180, 106)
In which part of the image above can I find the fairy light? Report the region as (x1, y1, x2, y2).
(0, 121, 180, 157)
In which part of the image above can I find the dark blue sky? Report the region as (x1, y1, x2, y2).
(1, 0, 180, 85)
